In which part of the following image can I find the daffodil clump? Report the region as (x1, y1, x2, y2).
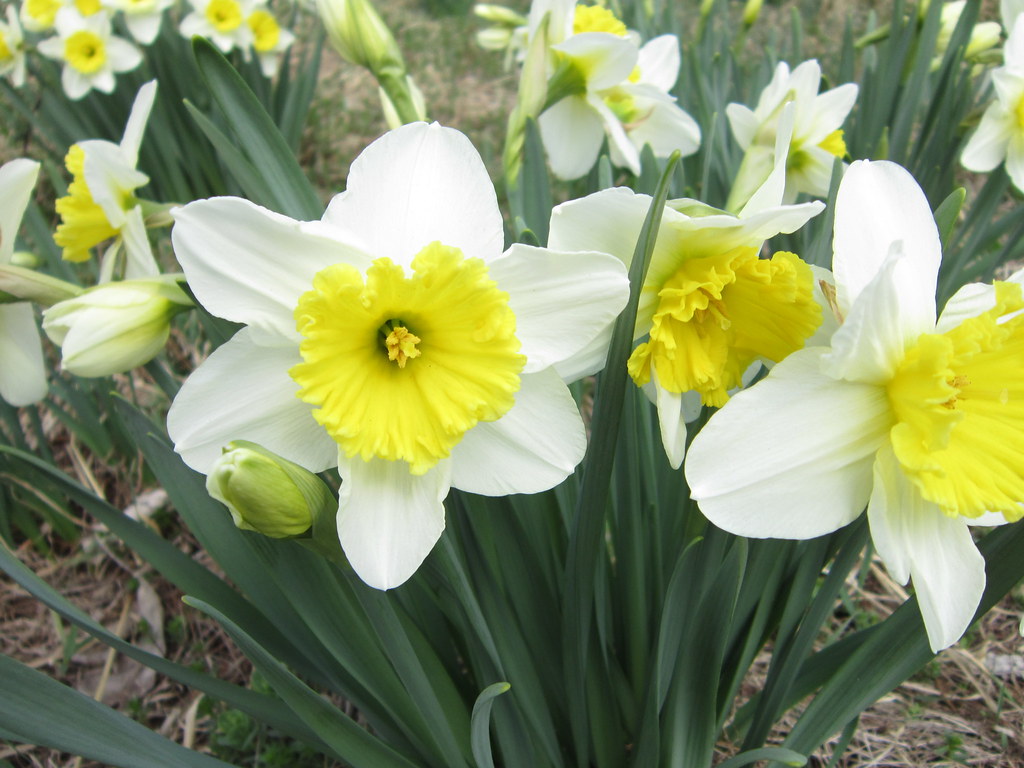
(8, 0, 297, 96)
(686, 161, 1024, 652)
(725, 59, 858, 211)
(494, 0, 701, 179)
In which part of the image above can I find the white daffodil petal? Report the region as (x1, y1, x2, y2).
(803, 83, 858, 145)
(549, 187, 653, 266)
(105, 36, 143, 73)
(0, 158, 39, 264)
(79, 140, 148, 227)
(337, 455, 450, 590)
(741, 101, 796, 215)
(488, 243, 628, 373)
(833, 160, 941, 315)
(450, 368, 585, 495)
(726, 103, 759, 150)
(866, 442, 916, 584)
(323, 122, 504, 266)
(626, 98, 701, 160)
(553, 327, 612, 382)
(685, 348, 891, 539)
(554, 32, 638, 90)
(637, 34, 679, 91)
(120, 80, 157, 165)
(126, 12, 162, 44)
(785, 146, 837, 202)
(594, 95, 641, 175)
(539, 95, 606, 180)
(121, 205, 159, 278)
(868, 441, 985, 652)
(171, 197, 369, 342)
(823, 248, 931, 385)
(969, 511, 1013, 527)
(961, 104, 1013, 173)
(805, 265, 840, 347)
(1005, 133, 1024, 191)
(653, 368, 687, 469)
(936, 282, 996, 333)
(0, 303, 47, 406)
(167, 328, 337, 474)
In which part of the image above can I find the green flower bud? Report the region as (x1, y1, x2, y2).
(742, 0, 762, 27)
(316, 0, 405, 75)
(41, 275, 192, 377)
(473, 3, 526, 26)
(207, 441, 336, 539)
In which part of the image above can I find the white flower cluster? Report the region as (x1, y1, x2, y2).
(0, 0, 295, 99)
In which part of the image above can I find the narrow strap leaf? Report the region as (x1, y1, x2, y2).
(470, 682, 511, 768)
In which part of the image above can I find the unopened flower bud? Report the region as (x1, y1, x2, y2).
(207, 441, 335, 538)
(473, 3, 526, 25)
(316, 0, 404, 74)
(742, 0, 762, 27)
(41, 276, 192, 377)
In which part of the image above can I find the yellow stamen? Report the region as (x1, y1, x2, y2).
(383, 323, 421, 368)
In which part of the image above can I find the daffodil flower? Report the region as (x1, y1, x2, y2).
(725, 59, 857, 211)
(0, 6, 27, 86)
(20, 0, 62, 33)
(537, 4, 699, 179)
(37, 8, 142, 100)
(103, 0, 176, 45)
(548, 108, 824, 467)
(54, 79, 159, 278)
(179, 0, 255, 53)
(962, 15, 1024, 192)
(0, 158, 47, 407)
(247, 7, 294, 77)
(686, 160, 1024, 653)
(167, 122, 630, 590)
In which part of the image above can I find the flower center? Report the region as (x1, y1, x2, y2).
(603, 87, 640, 123)
(380, 320, 421, 368)
(25, 0, 60, 28)
(290, 242, 525, 474)
(627, 247, 821, 407)
(887, 280, 1024, 521)
(572, 4, 627, 36)
(206, 0, 243, 33)
(74, 0, 102, 15)
(0, 35, 11, 63)
(817, 129, 847, 159)
(248, 9, 281, 51)
(1016, 93, 1024, 132)
(54, 144, 121, 262)
(65, 30, 106, 74)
